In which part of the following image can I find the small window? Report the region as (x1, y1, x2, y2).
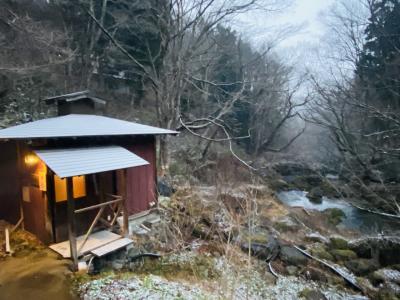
(54, 175, 87, 202)
(73, 176, 86, 198)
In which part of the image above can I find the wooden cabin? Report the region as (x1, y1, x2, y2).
(0, 91, 177, 269)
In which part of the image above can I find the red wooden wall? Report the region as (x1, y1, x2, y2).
(125, 137, 157, 215)
(0, 142, 20, 224)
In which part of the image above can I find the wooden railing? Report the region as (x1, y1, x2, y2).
(74, 194, 123, 256)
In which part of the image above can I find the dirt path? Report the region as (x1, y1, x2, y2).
(0, 249, 78, 300)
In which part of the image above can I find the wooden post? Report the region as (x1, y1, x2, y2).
(66, 177, 78, 271)
(46, 169, 57, 243)
(16, 142, 25, 230)
(120, 169, 129, 237)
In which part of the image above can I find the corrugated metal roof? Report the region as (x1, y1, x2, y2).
(44, 90, 107, 105)
(0, 114, 177, 139)
(34, 146, 149, 178)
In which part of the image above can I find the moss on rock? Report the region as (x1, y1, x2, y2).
(330, 249, 357, 261)
(329, 237, 349, 250)
(323, 208, 346, 226)
(310, 244, 334, 261)
(298, 288, 327, 300)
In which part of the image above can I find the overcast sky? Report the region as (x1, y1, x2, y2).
(234, 0, 335, 48)
(229, 0, 342, 81)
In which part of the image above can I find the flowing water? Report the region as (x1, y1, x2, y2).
(277, 190, 400, 234)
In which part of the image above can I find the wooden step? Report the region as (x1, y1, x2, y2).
(90, 238, 133, 257)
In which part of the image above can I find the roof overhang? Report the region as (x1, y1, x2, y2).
(34, 145, 149, 178)
(0, 114, 178, 139)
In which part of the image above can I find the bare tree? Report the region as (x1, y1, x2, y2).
(84, 0, 296, 172)
(306, 0, 400, 216)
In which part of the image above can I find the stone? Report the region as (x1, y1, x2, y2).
(349, 238, 400, 266)
(323, 208, 346, 225)
(241, 234, 280, 261)
(298, 288, 327, 300)
(344, 258, 380, 276)
(272, 162, 314, 177)
(280, 246, 308, 266)
(330, 249, 357, 261)
(310, 244, 334, 261)
(305, 233, 329, 244)
(127, 248, 142, 260)
(111, 259, 125, 270)
(157, 177, 175, 196)
(329, 236, 349, 250)
(371, 268, 400, 285)
(308, 187, 324, 204)
(286, 265, 299, 276)
(269, 179, 290, 191)
(274, 216, 300, 232)
(301, 266, 328, 283)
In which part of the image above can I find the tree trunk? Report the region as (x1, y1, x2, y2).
(159, 135, 170, 176)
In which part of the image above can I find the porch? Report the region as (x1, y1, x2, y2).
(33, 145, 149, 270)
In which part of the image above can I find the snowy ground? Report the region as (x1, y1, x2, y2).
(79, 253, 368, 300)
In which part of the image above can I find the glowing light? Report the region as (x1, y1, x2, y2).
(24, 154, 39, 166)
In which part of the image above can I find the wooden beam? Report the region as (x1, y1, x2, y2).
(16, 142, 25, 230)
(66, 177, 78, 271)
(74, 198, 122, 214)
(46, 169, 57, 243)
(120, 169, 129, 237)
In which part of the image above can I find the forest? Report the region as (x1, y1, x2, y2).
(0, 0, 400, 299)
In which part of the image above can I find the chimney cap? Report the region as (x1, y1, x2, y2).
(44, 90, 107, 106)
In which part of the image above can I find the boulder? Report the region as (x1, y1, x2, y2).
(371, 268, 400, 285)
(329, 236, 349, 250)
(301, 266, 329, 283)
(305, 232, 329, 244)
(272, 162, 314, 177)
(269, 179, 290, 191)
(308, 187, 324, 204)
(349, 238, 400, 266)
(157, 177, 175, 196)
(298, 288, 327, 300)
(286, 265, 299, 276)
(323, 208, 346, 226)
(280, 246, 308, 266)
(274, 216, 300, 232)
(241, 234, 280, 261)
(344, 258, 380, 276)
(330, 249, 357, 261)
(310, 244, 334, 261)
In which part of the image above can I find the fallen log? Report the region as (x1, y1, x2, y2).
(293, 245, 363, 292)
(351, 203, 400, 220)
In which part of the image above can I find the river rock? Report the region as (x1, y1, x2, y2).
(274, 216, 300, 232)
(241, 234, 280, 261)
(272, 162, 314, 177)
(305, 232, 329, 244)
(157, 177, 175, 196)
(371, 268, 400, 285)
(298, 288, 327, 300)
(349, 237, 400, 266)
(280, 246, 308, 266)
(330, 249, 357, 261)
(310, 243, 334, 261)
(329, 236, 349, 249)
(286, 265, 299, 276)
(301, 266, 329, 283)
(344, 258, 380, 276)
(323, 208, 346, 225)
(308, 187, 324, 204)
(269, 179, 290, 191)
(111, 259, 125, 270)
